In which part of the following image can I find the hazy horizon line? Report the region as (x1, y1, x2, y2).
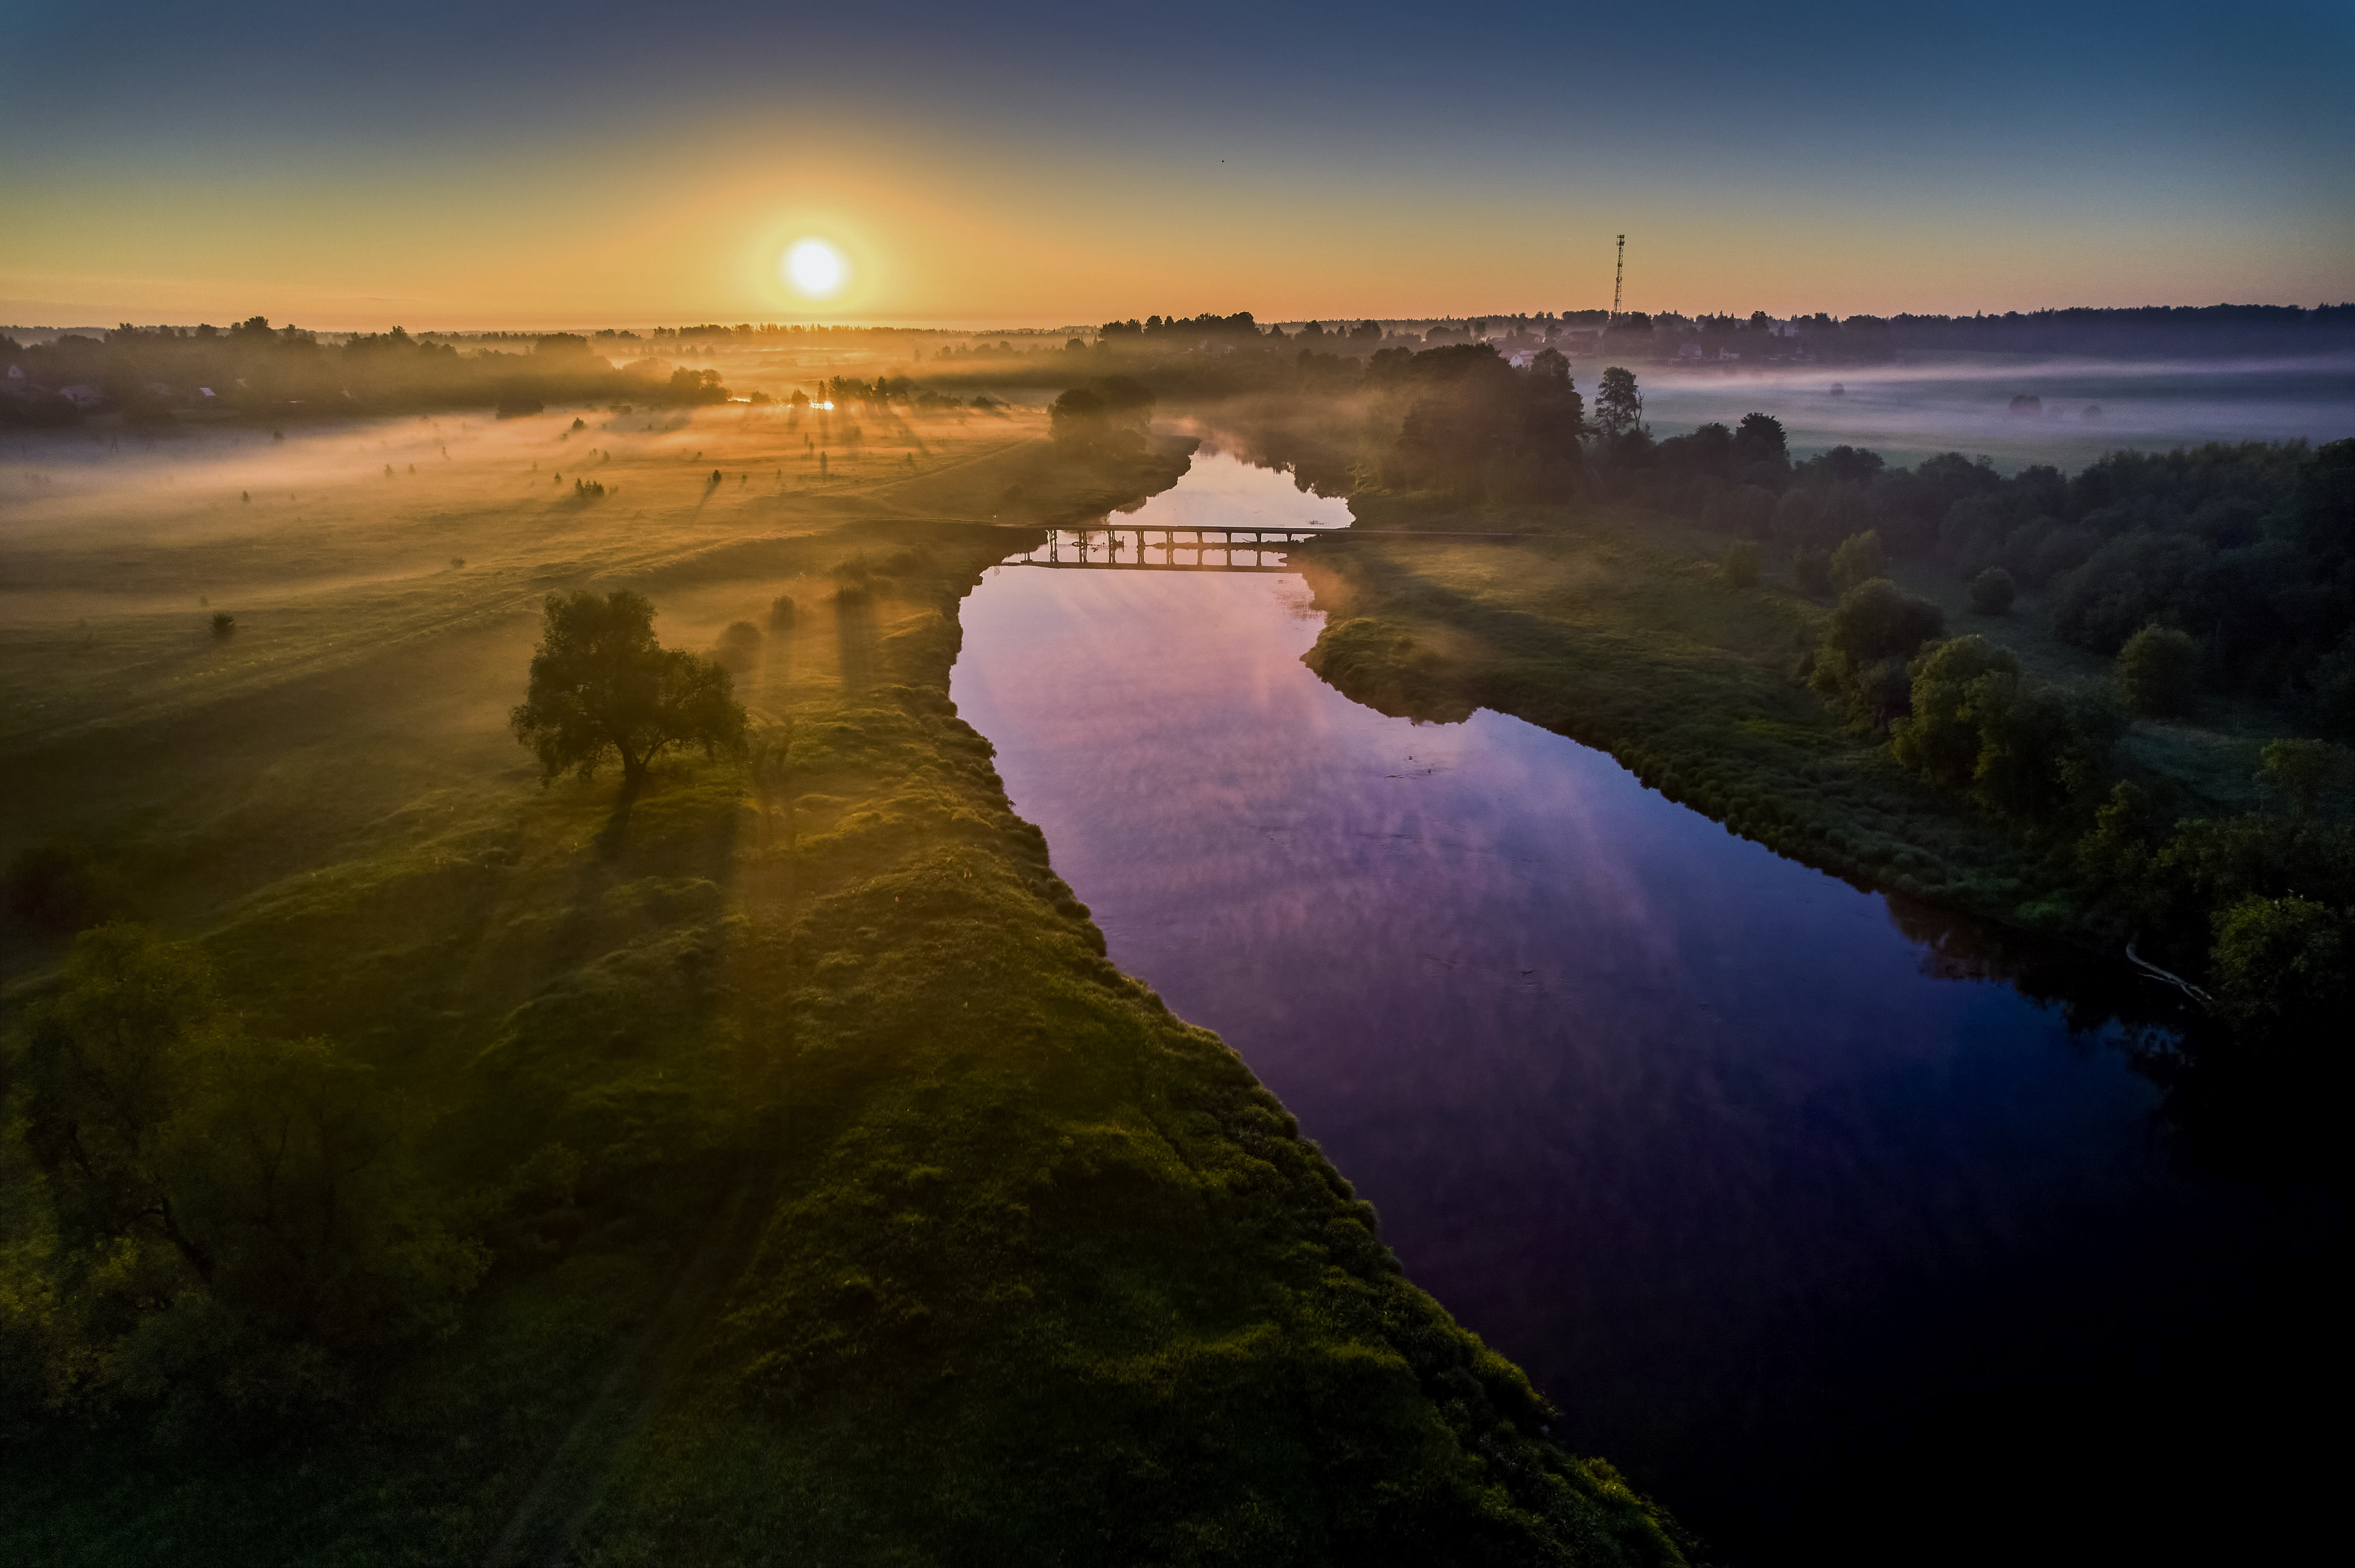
(10, 300, 2355, 343)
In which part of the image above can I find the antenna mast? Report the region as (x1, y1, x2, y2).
(1610, 234, 1626, 325)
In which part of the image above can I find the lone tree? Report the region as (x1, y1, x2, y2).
(1593, 366, 1644, 439)
(511, 590, 746, 785)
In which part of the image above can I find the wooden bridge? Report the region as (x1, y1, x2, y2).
(951, 521, 1529, 572)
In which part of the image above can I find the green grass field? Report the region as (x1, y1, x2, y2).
(1, 403, 1687, 1565)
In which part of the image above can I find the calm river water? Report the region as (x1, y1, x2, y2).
(947, 453, 2335, 1563)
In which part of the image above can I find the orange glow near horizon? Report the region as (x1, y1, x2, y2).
(3, 137, 2348, 333)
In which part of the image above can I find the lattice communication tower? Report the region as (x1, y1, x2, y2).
(1611, 234, 1626, 324)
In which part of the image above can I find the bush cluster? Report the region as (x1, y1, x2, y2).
(1603, 426, 2354, 732)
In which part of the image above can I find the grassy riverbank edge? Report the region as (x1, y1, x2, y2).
(1, 436, 1690, 1565)
(1290, 505, 2074, 938)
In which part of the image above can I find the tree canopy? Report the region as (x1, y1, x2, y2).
(1593, 367, 1644, 440)
(13, 924, 485, 1415)
(1050, 376, 1157, 457)
(510, 591, 747, 784)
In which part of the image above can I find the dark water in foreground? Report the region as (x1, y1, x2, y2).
(949, 455, 2336, 1561)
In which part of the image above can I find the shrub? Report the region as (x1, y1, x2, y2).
(715, 620, 762, 673)
(1969, 567, 2017, 615)
(1811, 579, 1947, 729)
(1828, 530, 1885, 594)
(1821, 579, 1946, 671)
(2115, 624, 2202, 718)
(209, 612, 236, 638)
(1966, 674, 2127, 819)
(2210, 894, 2348, 1041)
(1720, 539, 1760, 589)
(1891, 636, 2021, 788)
(2255, 738, 2355, 821)
(767, 595, 797, 630)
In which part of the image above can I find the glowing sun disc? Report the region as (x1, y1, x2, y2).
(785, 239, 846, 297)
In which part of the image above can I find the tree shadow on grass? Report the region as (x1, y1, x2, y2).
(594, 772, 645, 859)
(835, 593, 879, 696)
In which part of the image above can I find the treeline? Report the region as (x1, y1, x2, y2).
(666, 322, 1073, 343)
(1578, 305, 2355, 365)
(1077, 301, 2355, 368)
(1578, 389, 2355, 1049)
(0, 319, 732, 428)
(1877, 303, 2355, 359)
(1602, 410, 2355, 728)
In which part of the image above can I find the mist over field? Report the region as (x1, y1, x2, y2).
(5, 0, 2352, 1561)
(1638, 352, 2355, 470)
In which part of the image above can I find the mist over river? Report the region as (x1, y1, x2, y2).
(949, 453, 2337, 1562)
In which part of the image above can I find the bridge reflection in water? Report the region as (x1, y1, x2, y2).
(1002, 523, 1343, 572)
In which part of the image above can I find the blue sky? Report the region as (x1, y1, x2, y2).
(5, 1, 2349, 326)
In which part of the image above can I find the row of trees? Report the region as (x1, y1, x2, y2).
(0, 321, 732, 426)
(1609, 401, 2355, 734)
(1074, 303, 2355, 367)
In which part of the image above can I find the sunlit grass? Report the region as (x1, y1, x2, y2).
(1, 395, 1683, 1564)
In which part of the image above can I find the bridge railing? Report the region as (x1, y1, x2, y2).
(999, 523, 1344, 572)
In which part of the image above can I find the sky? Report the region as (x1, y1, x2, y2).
(3, 0, 2351, 330)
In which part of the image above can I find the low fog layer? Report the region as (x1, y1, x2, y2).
(1636, 354, 2355, 472)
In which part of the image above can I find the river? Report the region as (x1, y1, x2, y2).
(947, 451, 2335, 1563)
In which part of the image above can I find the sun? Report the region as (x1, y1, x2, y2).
(784, 238, 847, 298)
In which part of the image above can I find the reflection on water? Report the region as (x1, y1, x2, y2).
(949, 461, 2335, 1561)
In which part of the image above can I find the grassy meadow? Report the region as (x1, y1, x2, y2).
(0, 398, 1686, 1564)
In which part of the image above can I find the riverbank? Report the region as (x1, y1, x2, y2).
(1, 418, 1686, 1564)
(1293, 507, 2054, 926)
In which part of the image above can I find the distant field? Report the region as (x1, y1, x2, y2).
(0, 397, 1037, 942)
(1635, 351, 2355, 472)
